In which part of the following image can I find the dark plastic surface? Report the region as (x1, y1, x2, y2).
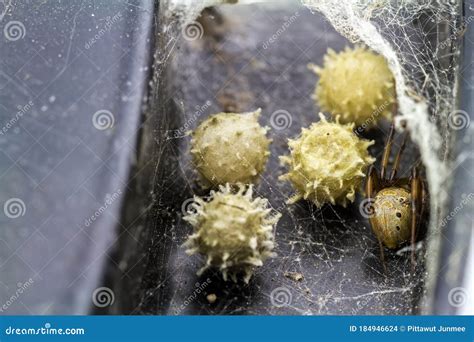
(432, 0, 474, 315)
(0, 0, 153, 314)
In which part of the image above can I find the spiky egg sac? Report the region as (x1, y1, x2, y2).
(280, 114, 375, 207)
(190, 109, 270, 187)
(183, 183, 281, 283)
(310, 46, 396, 127)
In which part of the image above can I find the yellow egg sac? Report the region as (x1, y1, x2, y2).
(190, 109, 271, 187)
(310, 46, 396, 127)
(280, 114, 375, 207)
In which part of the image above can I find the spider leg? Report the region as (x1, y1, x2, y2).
(366, 165, 378, 199)
(418, 178, 428, 239)
(410, 166, 423, 271)
(366, 165, 387, 274)
(389, 131, 409, 181)
(381, 123, 396, 180)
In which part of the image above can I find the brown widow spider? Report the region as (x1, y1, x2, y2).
(365, 122, 428, 272)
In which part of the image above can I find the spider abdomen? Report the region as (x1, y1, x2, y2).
(372, 187, 412, 249)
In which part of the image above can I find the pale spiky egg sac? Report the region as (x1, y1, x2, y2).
(190, 109, 271, 187)
(183, 183, 281, 283)
(280, 114, 375, 207)
(309, 46, 396, 127)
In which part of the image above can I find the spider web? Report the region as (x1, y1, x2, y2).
(300, 0, 463, 311)
(145, 0, 462, 314)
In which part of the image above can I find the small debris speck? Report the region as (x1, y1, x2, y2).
(284, 272, 304, 282)
(206, 293, 217, 304)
